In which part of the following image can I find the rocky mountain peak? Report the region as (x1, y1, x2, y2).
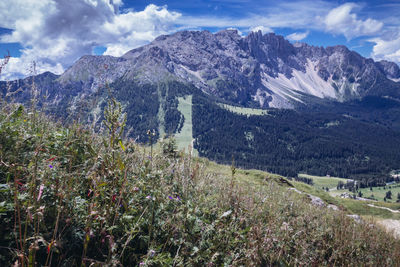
(58, 30, 400, 108)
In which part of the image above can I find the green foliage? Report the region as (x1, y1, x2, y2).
(161, 137, 178, 158)
(103, 95, 126, 144)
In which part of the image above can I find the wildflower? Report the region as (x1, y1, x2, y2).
(168, 196, 173, 200)
(47, 241, 53, 254)
(139, 262, 145, 266)
(133, 187, 139, 192)
(37, 184, 44, 201)
(280, 222, 292, 231)
(49, 164, 53, 169)
(146, 195, 152, 200)
(149, 249, 156, 257)
(176, 195, 181, 201)
(90, 211, 98, 216)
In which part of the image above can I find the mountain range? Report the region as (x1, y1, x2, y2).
(60, 29, 400, 108)
(2, 29, 400, 183)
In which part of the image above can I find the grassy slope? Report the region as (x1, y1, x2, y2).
(298, 173, 350, 190)
(2, 102, 400, 266)
(208, 162, 400, 240)
(217, 103, 270, 116)
(297, 173, 400, 221)
(333, 183, 400, 202)
(175, 95, 198, 156)
(157, 83, 166, 137)
(209, 165, 400, 221)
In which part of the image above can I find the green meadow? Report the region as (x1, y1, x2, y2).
(217, 103, 270, 116)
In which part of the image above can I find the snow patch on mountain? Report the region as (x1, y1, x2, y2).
(389, 77, 400, 83)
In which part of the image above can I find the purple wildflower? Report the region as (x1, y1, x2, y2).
(149, 249, 156, 257)
(146, 195, 152, 200)
(168, 196, 173, 200)
(176, 195, 181, 201)
(49, 164, 53, 169)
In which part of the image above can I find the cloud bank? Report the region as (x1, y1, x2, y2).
(0, 0, 180, 79)
(370, 32, 400, 63)
(286, 31, 309, 41)
(323, 3, 383, 39)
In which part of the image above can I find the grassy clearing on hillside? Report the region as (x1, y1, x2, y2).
(359, 183, 400, 202)
(217, 103, 270, 116)
(175, 95, 197, 156)
(199, 159, 290, 189)
(156, 84, 166, 137)
(298, 173, 350, 190)
(330, 183, 400, 202)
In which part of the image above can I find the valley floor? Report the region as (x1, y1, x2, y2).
(295, 173, 400, 238)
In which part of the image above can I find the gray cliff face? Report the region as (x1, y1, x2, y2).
(58, 29, 400, 109)
(377, 60, 400, 81)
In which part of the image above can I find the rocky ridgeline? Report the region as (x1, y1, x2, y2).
(4, 29, 400, 109)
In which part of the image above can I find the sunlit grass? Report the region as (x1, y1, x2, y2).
(217, 103, 270, 116)
(175, 95, 198, 156)
(298, 173, 350, 190)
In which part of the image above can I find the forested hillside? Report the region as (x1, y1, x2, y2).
(193, 92, 400, 183)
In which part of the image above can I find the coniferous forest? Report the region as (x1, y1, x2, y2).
(192, 91, 400, 183)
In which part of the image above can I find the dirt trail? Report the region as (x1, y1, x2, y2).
(367, 204, 400, 213)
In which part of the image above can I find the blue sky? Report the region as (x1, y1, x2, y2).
(0, 0, 399, 80)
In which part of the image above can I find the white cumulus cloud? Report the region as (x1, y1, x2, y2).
(250, 26, 273, 34)
(0, 0, 180, 80)
(323, 3, 383, 39)
(369, 32, 400, 64)
(286, 31, 309, 41)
